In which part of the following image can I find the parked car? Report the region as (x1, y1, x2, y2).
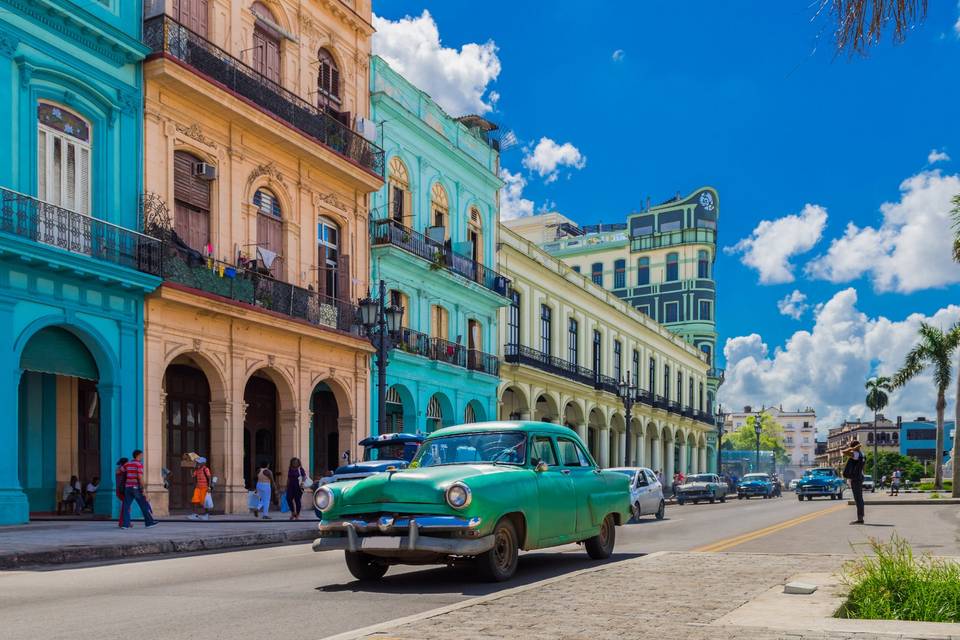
(675, 473, 727, 505)
(609, 467, 665, 520)
(320, 433, 424, 485)
(788, 478, 800, 491)
(312, 422, 631, 582)
(737, 473, 776, 499)
(863, 474, 875, 492)
(795, 467, 845, 501)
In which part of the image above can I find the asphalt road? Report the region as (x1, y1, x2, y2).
(1, 496, 956, 640)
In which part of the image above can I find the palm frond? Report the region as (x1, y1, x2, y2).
(827, 0, 928, 55)
(892, 344, 928, 388)
(951, 194, 960, 263)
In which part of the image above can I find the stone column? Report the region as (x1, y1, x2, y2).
(145, 389, 168, 515)
(635, 429, 644, 468)
(0, 310, 28, 524)
(617, 432, 626, 467)
(575, 423, 587, 444)
(278, 408, 300, 492)
(599, 428, 610, 468)
(211, 400, 245, 514)
(664, 434, 675, 486)
(338, 416, 356, 465)
(700, 446, 707, 474)
(651, 436, 660, 473)
(96, 383, 121, 518)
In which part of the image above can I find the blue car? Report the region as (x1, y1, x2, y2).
(321, 433, 424, 485)
(737, 473, 777, 499)
(795, 467, 845, 501)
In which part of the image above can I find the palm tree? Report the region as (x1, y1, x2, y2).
(826, 0, 928, 55)
(864, 376, 892, 490)
(950, 196, 960, 497)
(892, 323, 959, 490)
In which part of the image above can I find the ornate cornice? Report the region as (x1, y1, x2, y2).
(247, 162, 285, 188)
(0, 28, 18, 58)
(175, 123, 216, 148)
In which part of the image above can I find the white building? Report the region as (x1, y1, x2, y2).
(725, 405, 817, 468)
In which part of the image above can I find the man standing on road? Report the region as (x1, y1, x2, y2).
(842, 440, 866, 525)
(890, 468, 901, 496)
(120, 450, 158, 529)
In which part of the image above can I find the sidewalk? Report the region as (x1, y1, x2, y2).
(0, 515, 319, 569)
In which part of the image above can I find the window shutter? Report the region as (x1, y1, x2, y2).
(197, 0, 208, 37)
(252, 29, 266, 75)
(336, 254, 350, 302)
(38, 130, 47, 201)
(78, 146, 89, 215)
(316, 243, 327, 298)
(331, 67, 340, 99)
(265, 38, 280, 84)
(320, 63, 331, 96)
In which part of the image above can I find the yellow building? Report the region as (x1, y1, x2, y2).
(497, 226, 716, 478)
(140, 0, 383, 514)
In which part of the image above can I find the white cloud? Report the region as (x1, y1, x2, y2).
(719, 288, 960, 432)
(805, 170, 960, 293)
(777, 290, 809, 320)
(372, 10, 501, 116)
(928, 148, 951, 164)
(612, 49, 625, 62)
(499, 168, 534, 220)
(725, 204, 828, 284)
(521, 137, 586, 184)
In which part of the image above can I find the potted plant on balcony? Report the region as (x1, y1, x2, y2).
(429, 249, 445, 271)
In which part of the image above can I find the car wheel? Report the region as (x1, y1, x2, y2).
(797, 495, 804, 502)
(344, 551, 389, 582)
(720, 495, 726, 503)
(655, 500, 665, 520)
(806, 496, 813, 501)
(838, 490, 844, 500)
(830, 494, 836, 500)
(677, 498, 685, 506)
(585, 514, 616, 560)
(476, 517, 519, 582)
(693, 500, 699, 505)
(709, 498, 716, 504)
(631, 502, 642, 521)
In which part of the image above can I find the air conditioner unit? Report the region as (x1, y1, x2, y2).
(193, 162, 217, 180)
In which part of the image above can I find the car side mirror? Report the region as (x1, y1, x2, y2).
(535, 461, 549, 473)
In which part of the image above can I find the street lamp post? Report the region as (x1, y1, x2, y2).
(754, 412, 763, 473)
(715, 404, 727, 475)
(358, 280, 404, 436)
(618, 372, 637, 466)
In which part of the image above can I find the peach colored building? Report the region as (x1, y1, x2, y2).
(140, 0, 382, 514)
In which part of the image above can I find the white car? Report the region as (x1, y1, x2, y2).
(788, 478, 800, 491)
(863, 475, 875, 491)
(609, 467, 665, 521)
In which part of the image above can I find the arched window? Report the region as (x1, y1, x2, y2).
(430, 305, 449, 339)
(698, 250, 710, 279)
(388, 289, 409, 329)
(468, 206, 484, 266)
(172, 150, 211, 253)
(38, 102, 91, 217)
(614, 259, 626, 289)
(251, 2, 281, 84)
(464, 403, 476, 424)
(317, 48, 341, 104)
(388, 157, 411, 227)
(666, 252, 679, 281)
(317, 216, 344, 300)
(254, 187, 282, 278)
(385, 387, 404, 433)
(426, 395, 443, 432)
(637, 257, 650, 286)
(430, 182, 449, 240)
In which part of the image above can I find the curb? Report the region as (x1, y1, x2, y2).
(848, 498, 960, 506)
(319, 551, 667, 640)
(0, 528, 317, 570)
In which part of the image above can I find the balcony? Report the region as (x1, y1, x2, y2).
(161, 243, 358, 333)
(594, 373, 619, 395)
(395, 328, 498, 376)
(143, 15, 384, 178)
(503, 345, 595, 387)
(371, 218, 510, 297)
(630, 227, 715, 252)
(0, 188, 161, 276)
(708, 367, 725, 383)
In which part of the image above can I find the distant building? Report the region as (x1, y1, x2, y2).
(900, 418, 955, 464)
(814, 439, 828, 465)
(825, 415, 901, 466)
(724, 405, 817, 467)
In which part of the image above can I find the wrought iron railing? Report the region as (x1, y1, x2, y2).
(161, 242, 358, 333)
(0, 188, 162, 275)
(395, 327, 432, 359)
(636, 389, 655, 406)
(708, 367, 725, 383)
(694, 410, 716, 425)
(467, 349, 499, 376)
(654, 395, 668, 409)
(395, 328, 498, 375)
(594, 374, 619, 395)
(430, 337, 466, 368)
(503, 345, 595, 387)
(630, 228, 715, 252)
(143, 15, 384, 177)
(667, 400, 682, 414)
(371, 218, 510, 297)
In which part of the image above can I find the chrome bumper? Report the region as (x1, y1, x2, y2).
(318, 515, 482, 534)
(313, 516, 492, 556)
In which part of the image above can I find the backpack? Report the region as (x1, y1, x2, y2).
(842, 454, 864, 480)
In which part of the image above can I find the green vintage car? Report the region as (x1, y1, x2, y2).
(312, 421, 630, 582)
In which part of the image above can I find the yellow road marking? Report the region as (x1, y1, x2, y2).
(693, 504, 847, 552)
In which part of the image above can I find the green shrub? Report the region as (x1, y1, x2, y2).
(839, 535, 960, 622)
(918, 481, 953, 491)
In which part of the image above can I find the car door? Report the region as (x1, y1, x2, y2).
(633, 469, 651, 514)
(644, 469, 663, 510)
(556, 436, 600, 535)
(531, 435, 575, 546)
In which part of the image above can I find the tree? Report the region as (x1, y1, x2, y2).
(825, 0, 928, 55)
(864, 451, 924, 483)
(892, 323, 959, 490)
(950, 196, 960, 498)
(864, 376, 892, 490)
(727, 413, 790, 466)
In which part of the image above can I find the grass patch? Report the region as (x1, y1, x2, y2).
(839, 535, 960, 623)
(918, 481, 953, 491)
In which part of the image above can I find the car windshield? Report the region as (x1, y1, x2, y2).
(810, 469, 835, 476)
(743, 474, 768, 480)
(413, 432, 527, 467)
(687, 475, 713, 483)
(864, 475, 873, 481)
(363, 442, 420, 462)
(611, 469, 637, 479)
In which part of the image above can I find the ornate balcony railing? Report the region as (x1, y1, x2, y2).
(430, 337, 466, 368)
(468, 349, 499, 377)
(503, 345, 595, 387)
(694, 410, 716, 425)
(394, 329, 498, 376)
(654, 395, 668, 410)
(161, 242, 358, 333)
(667, 400, 682, 414)
(636, 389, 655, 406)
(143, 15, 384, 177)
(594, 374, 619, 395)
(630, 228, 716, 252)
(0, 188, 162, 276)
(395, 327, 432, 359)
(371, 218, 510, 297)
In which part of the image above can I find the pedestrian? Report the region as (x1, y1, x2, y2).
(120, 449, 158, 529)
(61, 475, 83, 514)
(189, 457, 212, 521)
(84, 477, 99, 510)
(255, 461, 276, 520)
(880, 474, 887, 491)
(890, 468, 901, 496)
(115, 458, 127, 528)
(655, 469, 664, 487)
(842, 439, 866, 525)
(286, 457, 307, 520)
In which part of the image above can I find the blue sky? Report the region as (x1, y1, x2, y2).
(372, 1, 960, 428)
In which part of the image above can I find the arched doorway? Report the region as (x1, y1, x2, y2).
(312, 382, 339, 478)
(464, 399, 485, 424)
(244, 374, 277, 489)
(534, 393, 558, 422)
(426, 392, 453, 432)
(18, 326, 101, 514)
(164, 364, 211, 511)
(587, 407, 604, 462)
(499, 385, 528, 420)
(382, 383, 415, 434)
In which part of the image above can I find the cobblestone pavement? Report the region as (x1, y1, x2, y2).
(353, 552, 894, 640)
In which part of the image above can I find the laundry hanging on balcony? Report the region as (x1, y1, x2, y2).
(257, 246, 278, 270)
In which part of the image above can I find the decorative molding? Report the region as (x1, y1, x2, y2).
(141, 192, 173, 240)
(193, 338, 202, 352)
(316, 191, 350, 213)
(0, 29, 19, 58)
(246, 162, 284, 188)
(16, 57, 32, 89)
(117, 90, 138, 115)
(176, 123, 216, 147)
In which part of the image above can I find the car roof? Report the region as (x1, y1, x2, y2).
(358, 433, 424, 446)
(427, 421, 580, 438)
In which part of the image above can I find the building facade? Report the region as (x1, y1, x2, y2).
(505, 187, 723, 412)
(725, 405, 817, 469)
(497, 227, 716, 476)
(0, 0, 159, 524)
(368, 56, 507, 435)
(900, 418, 955, 464)
(825, 416, 900, 467)
(140, 0, 383, 514)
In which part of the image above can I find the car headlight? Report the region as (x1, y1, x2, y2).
(314, 486, 335, 512)
(445, 482, 472, 509)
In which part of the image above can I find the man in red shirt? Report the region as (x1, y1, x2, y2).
(120, 449, 158, 529)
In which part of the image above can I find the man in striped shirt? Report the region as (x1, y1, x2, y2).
(120, 449, 158, 529)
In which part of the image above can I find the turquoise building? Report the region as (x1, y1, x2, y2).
(0, 1, 158, 524)
(368, 56, 508, 434)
